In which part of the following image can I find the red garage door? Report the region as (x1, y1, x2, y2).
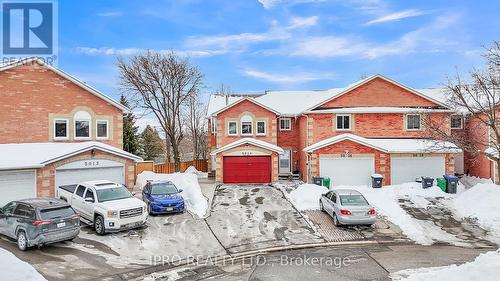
(223, 156, 271, 183)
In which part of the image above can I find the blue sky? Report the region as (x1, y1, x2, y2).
(54, 0, 499, 103)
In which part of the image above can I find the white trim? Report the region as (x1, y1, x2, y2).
(450, 115, 463, 130)
(240, 115, 253, 136)
(0, 57, 130, 113)
(42, 145, 142, 165)
(211, 138, 285, 155)
(305, 107, 453, 114)
(305, 74, 451, 112)
(96, 119, 110, 140)
(256, 120, 267, 136)
(335, 114, 352, 131)
(304, 134, 387, 153)
(405, 114, 422, 131)
(227, 121, 238, 136)
(53, 118, 69, 140)
(74, 119, 91, 140)
(279, 117, 291, 131)
(211, 97, 280, 116)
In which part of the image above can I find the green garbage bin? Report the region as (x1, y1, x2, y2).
(437, 178, 446, 192)
(322, 177, 331, 188)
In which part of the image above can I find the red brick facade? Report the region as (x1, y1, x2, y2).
(0, 63, 124, 148)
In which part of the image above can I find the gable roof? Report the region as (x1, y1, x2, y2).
(303, 133, 461, 154)
(305, 74, 451, 111)
(0, 57, 130, 113)
(0, 141, 142, 170)
(210, 97, 280, 116)
(211, 138, 284, 155)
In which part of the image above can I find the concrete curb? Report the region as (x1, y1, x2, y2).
(115, 239, 407, 281)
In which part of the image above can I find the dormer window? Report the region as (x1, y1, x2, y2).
(74, 111, 91, 139)
(241, 115, 253, 135)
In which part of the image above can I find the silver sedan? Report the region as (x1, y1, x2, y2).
(319, 189, 376, 226)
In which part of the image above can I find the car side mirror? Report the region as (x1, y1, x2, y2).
(85, 198, 94, 203)
(178, 189, 183, 193)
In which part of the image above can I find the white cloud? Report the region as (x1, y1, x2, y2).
(366, 9, 430, 25)
(281, 36, 366, 58)
(287, 16, 319, 29)
(242, 68, 335, 84)
(257, 0, 280, 9)
(74, 47, 227, 58)
(97, 11, 123, 17)
(257, 0, 326, 9)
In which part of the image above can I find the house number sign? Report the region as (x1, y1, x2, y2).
(84, 161, 100, 167)
(241, 151, 253, 156)
(341, 150, 352, 158)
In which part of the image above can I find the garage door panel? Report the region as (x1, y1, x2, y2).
(391, 156, 445, 185)
(0, 170, 36, 206)
(56, 166, 125, 188)
(319, 157, 375, 186)
(223, 156, 271, 183)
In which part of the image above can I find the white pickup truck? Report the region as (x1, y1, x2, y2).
(57, 180, 148, 235)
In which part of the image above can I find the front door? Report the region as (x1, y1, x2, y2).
(279, 149, 292, 175)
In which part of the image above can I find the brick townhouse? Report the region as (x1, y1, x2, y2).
(207, 74, 464, 185)
(0, 58, 141, 206)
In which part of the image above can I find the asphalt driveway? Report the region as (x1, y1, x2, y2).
(205, 184, 324, 253)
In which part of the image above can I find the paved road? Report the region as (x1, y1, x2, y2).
(141, 244, 494, 281)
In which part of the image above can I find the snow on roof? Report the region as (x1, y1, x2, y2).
(206, 95, 245, 117)
(307, 107, 452, 114)
(211, 138, 284, 155)
(0, 142, 142, 170)
(415, 88, 448, 105)
(0, 57, 130, 113)
(303, 133, 461, 153)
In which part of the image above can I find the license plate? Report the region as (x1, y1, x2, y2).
(166, 207, 173, 211)
(57, 222, 66, 228)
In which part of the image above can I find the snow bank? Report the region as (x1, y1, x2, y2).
(391, 250, 500, 281)
(136, 171, 208, 218)
(451, 183, 500, 237)
(460, 175, 493, 188)
(0, 248, 46, 281)
(184, 165, 208, 179)
(289, 184, 329, 211)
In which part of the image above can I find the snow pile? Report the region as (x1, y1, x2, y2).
(136, 171, 208, 218)
(184, 165, 208, 179)
(451, 183, 500, 237)
(0, 248, 46, 281)
(391, 249, 500, 281)
(289, 184, 329, 211)
(460, 175, 493, 188)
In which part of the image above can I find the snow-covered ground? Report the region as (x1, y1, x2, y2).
(136, 171, 209, 218)
(0, 248, 46, 281)
(391, 249, 500, 281)
(283, 179, 500, 246)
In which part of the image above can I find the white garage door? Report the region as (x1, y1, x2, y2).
(55, 159, 125, 188)
(391, 156, 445, 185)
(319, 157, 375, 186)
(0, 170, 36, 206)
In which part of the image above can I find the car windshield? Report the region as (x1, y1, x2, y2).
(96, 186, 132, 202)
(40, 206, 75, 220)
(340, 195, 368, 206)
(151, 183, 178, 195)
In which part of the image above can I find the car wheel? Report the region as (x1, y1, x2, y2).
(17, 231, 28, 251)
(319, 200, 324, 212)
(94, 215, 105, 235)
(333, 214, 340, 227)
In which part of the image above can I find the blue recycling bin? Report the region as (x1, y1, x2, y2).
(443, 175, 459, 194)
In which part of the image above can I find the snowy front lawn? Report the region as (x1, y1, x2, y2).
(0, 248, 46, 281)
(284, 180, 500, 245)
(391, 249, 500, 281)
(136, 171, 209, 218)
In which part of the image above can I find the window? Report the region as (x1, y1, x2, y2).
(2, 202, 16, 215)
(54, 119, 68, 139)
(241, 115, 253, 135)
(451, 115, 463, 129)
(228, 121, 237, 135)
(336, 114, 351, 130)
(279, 118, 291, 131)
(256, 121, 266, 135)
(211, 117, 217, 134)
(406, 114, 421, 130)
(84, 189, 95, 201)
(75, 185, 86, 197)
(74, 111, 91, 139)
(96, 120, 109, 139)
(13, 204, 34, 219)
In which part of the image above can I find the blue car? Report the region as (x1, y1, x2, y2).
(142, 181, 185, 215)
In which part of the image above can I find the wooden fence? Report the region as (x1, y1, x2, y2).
(136, 159, 208, 175)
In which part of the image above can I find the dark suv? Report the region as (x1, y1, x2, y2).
(0, 198, 80, 251)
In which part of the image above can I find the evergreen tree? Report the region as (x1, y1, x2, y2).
(140, 125, 164, 161)
(120, 95, 140, 155)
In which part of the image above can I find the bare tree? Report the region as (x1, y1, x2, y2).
(118, 51, 203, 171)
(185, 91, 207, 160)
(423, 42, 500, 178)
